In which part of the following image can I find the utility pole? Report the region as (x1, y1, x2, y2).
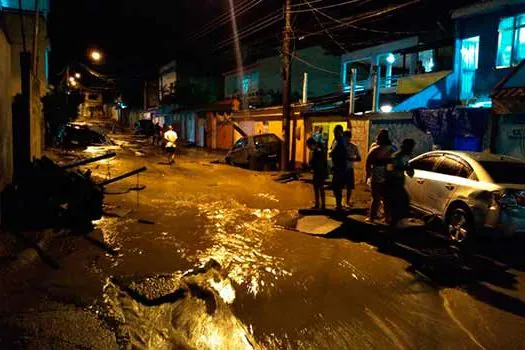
(32, 0, 40, 73)
(281, 0, 292, 171)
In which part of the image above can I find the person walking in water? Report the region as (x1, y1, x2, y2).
(386, 138, 416, 227)
(365, 129, 395, 222)
(164, 125, 178, 165)
(343, 130, 361, 208)
(307, 136, 328, 210)
(330, 125, 348, 210)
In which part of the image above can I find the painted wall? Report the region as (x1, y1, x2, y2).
(495, 113, 525, 159)
(0, 28, 13, 191)
(225, 46, 340, 100)
(455, 4, 525, 100)
(394, 72, 458, 111)
(368, 114, 434, 157)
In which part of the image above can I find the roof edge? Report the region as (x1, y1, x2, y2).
(452, 0, 525, 20)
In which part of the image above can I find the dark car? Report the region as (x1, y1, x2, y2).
(59, 124, 110, 148)
(225, 133, 282, 170)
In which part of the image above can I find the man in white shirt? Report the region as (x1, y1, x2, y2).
(164, 125, 178, 165)
(343, 130, 361, 207)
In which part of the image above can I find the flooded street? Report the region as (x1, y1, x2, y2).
(1, 132, 525, 349)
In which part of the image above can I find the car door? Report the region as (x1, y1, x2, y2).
(407, 154, 441, 213)
(425, 156, 469, 216)
(230, 137, 247, 164)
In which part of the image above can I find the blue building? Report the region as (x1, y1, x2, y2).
(393, 0, 525, 111)
(453, 0, 525, 105)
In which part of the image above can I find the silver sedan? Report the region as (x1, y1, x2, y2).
(405, 151, 525, 243)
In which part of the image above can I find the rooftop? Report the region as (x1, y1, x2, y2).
(452, 0, 525, 20)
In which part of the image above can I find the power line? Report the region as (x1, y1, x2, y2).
(302, 0, 348, 53)
(305, 0, 426, 35)
(291, 0, 326, 7)
(302, 0, 421, 38)
(187, 0, 254, 39)
(292, 53, 339, 75)
(212, 10, 283, 52)
(188, 0, 264, 41)
(291, 0, 365, 13)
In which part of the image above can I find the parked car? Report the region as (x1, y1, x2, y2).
(405, 151, 525, 243)
(225, 133, 282, 170)
(59, 124, 110, 148)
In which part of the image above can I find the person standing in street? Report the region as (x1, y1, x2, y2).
(343, 130, 361, 208)
(164, 125, 178, 165)
(153, 121, 162, 146)
(365, 129, 395, 222)
(307, 137, 328, 210)
(386, 138, 416, 227)
(330, 125, 348, 210)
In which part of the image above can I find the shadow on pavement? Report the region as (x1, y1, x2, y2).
(302, 211, 525, 319)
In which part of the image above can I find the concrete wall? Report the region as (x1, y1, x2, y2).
(4, 12, 48, 160)
(0, 29, 13, 191)
(349, 119, 370, 184)
(368, 113, 434, 157)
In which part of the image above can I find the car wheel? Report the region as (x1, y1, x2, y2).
(248, 156, 258, 170)
(225, 156, 232, 165)
(445, 206, 475, 244)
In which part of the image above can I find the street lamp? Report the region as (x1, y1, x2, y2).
(90, 50, 103, 62)
(74, 73, 81, 79)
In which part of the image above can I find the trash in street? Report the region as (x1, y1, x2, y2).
(1, 154, 147, 232)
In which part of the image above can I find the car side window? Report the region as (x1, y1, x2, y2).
(456, 163, 474, 179)
(411, 155, 440, 171)
(435, 157, 464, 177)
(233, 138, 247, 149)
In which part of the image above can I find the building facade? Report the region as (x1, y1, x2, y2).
(0, 3, 49, 192)
(224, 46, 340, 109)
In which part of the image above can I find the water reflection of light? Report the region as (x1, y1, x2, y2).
(196, 200, 290, 297)
(209, 278, 236, 304)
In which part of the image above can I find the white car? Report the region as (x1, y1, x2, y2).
(405, 151, 525, 243)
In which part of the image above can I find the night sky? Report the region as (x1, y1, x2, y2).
(48, 0, 481, 103)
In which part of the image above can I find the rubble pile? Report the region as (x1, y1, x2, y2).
(1, 153, 146, 232)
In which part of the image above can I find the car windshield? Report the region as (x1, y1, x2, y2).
(479, 161, 525, 184)
(254, 134, 279, 145)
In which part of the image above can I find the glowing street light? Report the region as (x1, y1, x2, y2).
(74, 73, 81, 79)
(90, 50, 103, 62)
(69, 76, 76, 83)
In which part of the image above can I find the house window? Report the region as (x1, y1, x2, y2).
(242, 77, 250, 94)
(418, 49, 435, 72)
(496, 14, 525, 68)
(241, 72, 259, 95)
(460, 36, 480, 100)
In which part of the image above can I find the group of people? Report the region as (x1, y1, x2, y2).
(307, 126, 415, 227)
